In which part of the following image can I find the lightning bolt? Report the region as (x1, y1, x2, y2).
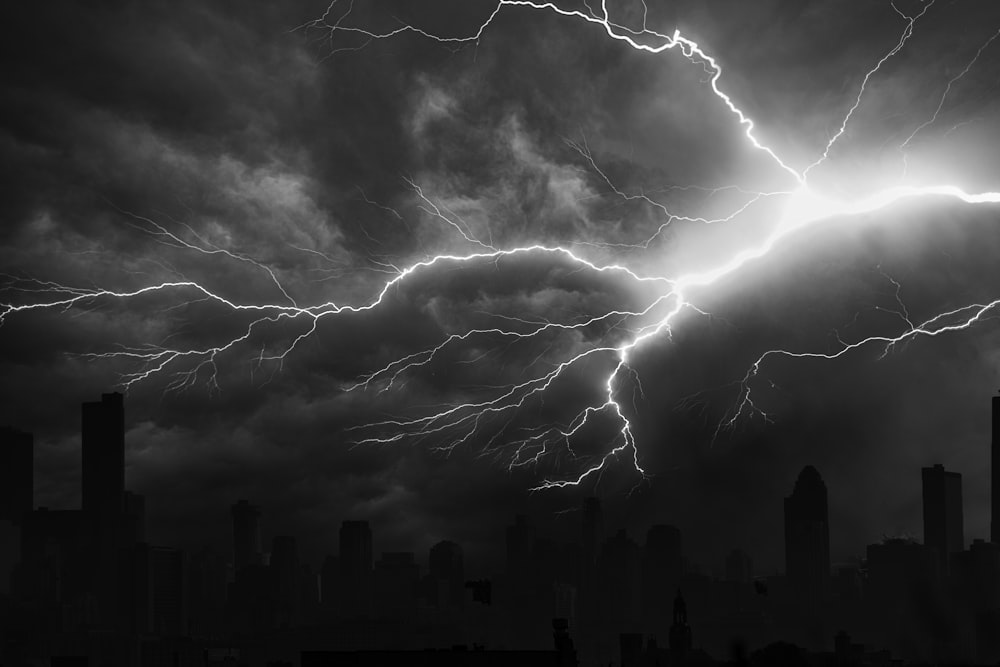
(898, 24, 1000, 176)
(6, 1, 1000, 491)
(803, 0, 936, 181)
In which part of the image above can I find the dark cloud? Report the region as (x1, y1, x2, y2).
(3, 0, 1000, 576)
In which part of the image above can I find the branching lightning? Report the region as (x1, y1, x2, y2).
(5, 0, 1000, 490)
(898, 24, 1000, 176)
(803, 0, 936, 180)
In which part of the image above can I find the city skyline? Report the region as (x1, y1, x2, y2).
(4, 390, 1000, 663)
(4, 391, 995, 571)
(5, 1, 1000, 665)
(5, 391, 999, 579)
(3, 1, 1000, 583)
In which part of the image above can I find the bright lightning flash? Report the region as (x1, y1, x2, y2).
(5, 1, 1000, 491)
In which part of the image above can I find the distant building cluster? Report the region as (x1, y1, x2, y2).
(1, 393, 1000, 665)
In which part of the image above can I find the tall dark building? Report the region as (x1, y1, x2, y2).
(231, 500, 262, 570)
(339, 520, 372, 574)
(668, 590, 693, 660)
(149, 546, 186, 636)
(599, 529, 641, 630)
(0, 427, 32, 523)
(993, 394, 1000, 544)
(321, 555, 339, 609)
(374, 552, 419, 617)
(922, 464, 963, 570)
(642, 525, 683, 622)
(187, 548, 227, 636)
(122, 490, 146, 544)
(429, 540, 464, 608)
(271, 535, 300, 627)
(81, 392, 124, 516)
(339, 520, 373, 616)
(865, 538, 941, 661)
(784, 465, 831, 610)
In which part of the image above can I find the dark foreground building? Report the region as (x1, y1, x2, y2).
(303, 618, 577, 666)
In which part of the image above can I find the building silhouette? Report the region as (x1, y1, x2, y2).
(15, 389, 1000, 665)
(599, 529, 641, 632)
(0, 426, 32, 524)
(783, 466, 831, 612)
(669, 590, 693, 660)
(123, 489, 146, 543)
(339, 520, 373, 616)
(921, 463, 963, 572)
(231, 499, 262, 571)
(187, 547, 227, 636)
(321, 554, 339, 611)
(271, 535, 300, 627)
(993, 393, 1000, 544)
(865, 538, 943, 661)
(149, 545, 186, 636)
(82, 392, 132, 632)
(429, 540, 464, 609)
(374, 551, 419, 617)
(951, 539, 1000, 663)
(642, 524, 683, 626)
(81, 392, 124, 516)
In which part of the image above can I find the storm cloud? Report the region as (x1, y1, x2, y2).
(4, 0, 1000, 575)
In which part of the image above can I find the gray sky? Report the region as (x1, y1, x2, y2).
(3, 0, 1000, 576)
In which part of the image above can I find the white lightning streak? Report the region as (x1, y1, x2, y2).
(803, 1, 935, 180)
(4, 1, 1000, 490)
(898, 25, 1000, 174)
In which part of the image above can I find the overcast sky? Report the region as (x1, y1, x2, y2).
(4, 0, 1000, 576)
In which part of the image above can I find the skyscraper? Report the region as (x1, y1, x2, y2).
(339, 520, 373, 615)
(0, 427, 32, 523)
(669, 590, 693, 659)
(922, 464, 963, 570)
(149, 546, 186, 636)
(122, 490, 146, 544)
(993, 394, 1000, 544)
(642, 525, 683, 622)
(339, 520, 372, 575)
(784, 465, 831, 610)
(374, 551, 419, 617)
(271, 535, 299, 627)
(429, 540, 464, 608)
(82, 392, 124, 516)
(231, 500, 262, 571)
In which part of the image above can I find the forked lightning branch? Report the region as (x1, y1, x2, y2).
(4, 0, 1000, 489)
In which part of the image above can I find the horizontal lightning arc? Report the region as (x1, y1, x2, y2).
(3, 1, 1000, 490)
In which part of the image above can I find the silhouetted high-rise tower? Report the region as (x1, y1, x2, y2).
(993, 394, 1000, 544)
(231, 500, 262, 570)
(82, 392, 124, 516)
(642, 524, 683, 621)
(922, 464, 963, 570)
(339, 520, 373, 615)
(0, 427, 32, 523)
(669, 589, 693, 659)
(429, 540, 464, 608)
(784, 465, 831, 610)
(339, 520, 372, 574)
